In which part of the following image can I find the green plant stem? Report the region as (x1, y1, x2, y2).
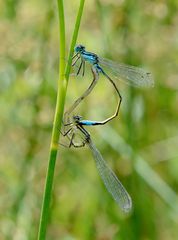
(37, 1, 65, 239)
(65, 0, 85, 79)
(37, 0, 85, 239)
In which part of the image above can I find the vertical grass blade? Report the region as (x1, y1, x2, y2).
(65, 0, 85, 79)
(37, 1, 85, 239)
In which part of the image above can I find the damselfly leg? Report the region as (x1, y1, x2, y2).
(60, 120, 87, 148)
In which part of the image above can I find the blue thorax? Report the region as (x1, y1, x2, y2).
(81, 51, 98, 65)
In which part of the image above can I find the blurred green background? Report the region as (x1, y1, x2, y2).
(1, 0, 178, 239)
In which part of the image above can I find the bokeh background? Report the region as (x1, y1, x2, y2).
(1, 0, 178, 239)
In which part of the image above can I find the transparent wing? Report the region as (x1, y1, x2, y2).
(88, 139, 132, 212)
(99, 57, 154, 88)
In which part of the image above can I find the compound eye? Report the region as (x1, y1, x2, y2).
(77, 115, 82, 120)
(80, 44, 85, 49)
(75, 44, 85, 52)
(73, 115, 82, 121)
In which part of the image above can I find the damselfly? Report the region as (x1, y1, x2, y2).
(61, 115, 132, 212)
(65, 44, 154, 125)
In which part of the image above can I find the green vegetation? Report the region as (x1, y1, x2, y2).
(1, 0, 178, 239)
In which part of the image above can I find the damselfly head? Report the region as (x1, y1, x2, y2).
(73, 115, 82, 122)
(75, 44, 85, 53)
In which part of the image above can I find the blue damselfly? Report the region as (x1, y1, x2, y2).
(65, 45, 154, 125)
(61, 115, 132, 212)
